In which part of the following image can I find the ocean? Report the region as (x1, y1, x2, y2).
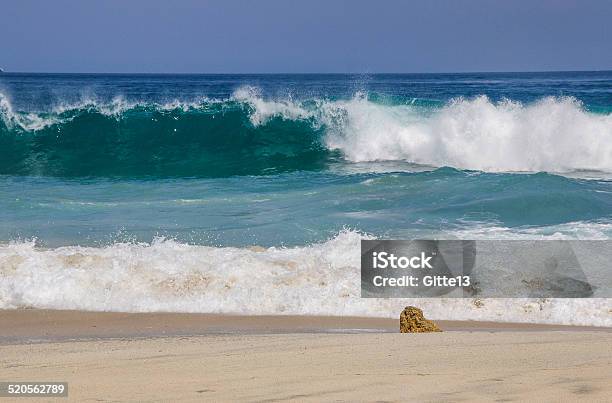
(1, 72, 611, 325)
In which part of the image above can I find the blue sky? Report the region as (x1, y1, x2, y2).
(1, 0, 611, 73)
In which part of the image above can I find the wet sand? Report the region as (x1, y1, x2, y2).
(1, 309, 607, 344)
(1, 310, 611, 401)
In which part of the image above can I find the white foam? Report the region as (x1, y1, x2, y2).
(0, 91, 220, 131)
(320, 94, 612, 173)
(0, 93, 134, 130)
(232, 86, 312, 126)
(1, 230, 610, 326)
(4, 89, 612, 174)
(0, 93, 62, 131)
(445, 220, 612, 240)
(51, 96, 214, 116)
(231, 89, 612, 173)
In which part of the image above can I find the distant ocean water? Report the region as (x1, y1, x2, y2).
(1, 72, 611, 326)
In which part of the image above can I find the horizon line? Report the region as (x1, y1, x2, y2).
(1, 69, 612, 75)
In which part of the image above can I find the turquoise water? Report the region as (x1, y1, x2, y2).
(1, 72, 611, 323)
(1, 72, 611, 246)
(1, 169, 611, 247)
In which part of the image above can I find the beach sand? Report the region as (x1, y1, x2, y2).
(1, 310, 611, 402)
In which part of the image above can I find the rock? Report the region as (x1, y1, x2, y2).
(399, 306, 442, 333)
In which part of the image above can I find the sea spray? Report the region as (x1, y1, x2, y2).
(1, 89, 611, 176)
(321, 94, 612, 172)
(1, 72, 611, 327)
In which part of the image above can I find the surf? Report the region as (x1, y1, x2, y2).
(1, 230, 610, 326)
(1, 88, 611, 177)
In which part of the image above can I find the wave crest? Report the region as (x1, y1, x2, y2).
(0, 90, 332, 177)
(1, 89, 611, 176)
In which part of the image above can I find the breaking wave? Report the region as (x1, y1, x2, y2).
(0, 230, 610, 326)
(1, 88, 611, 177)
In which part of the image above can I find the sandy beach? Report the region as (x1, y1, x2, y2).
(0, 310, 610, 402)
(2, 2, 612, 402)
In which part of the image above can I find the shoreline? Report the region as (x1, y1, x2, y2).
(1, 309, 609, 345)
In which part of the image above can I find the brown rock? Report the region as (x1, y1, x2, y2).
(399, 306, 442, 333)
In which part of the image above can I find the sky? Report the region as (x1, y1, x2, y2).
(1, 0, 611, 73)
